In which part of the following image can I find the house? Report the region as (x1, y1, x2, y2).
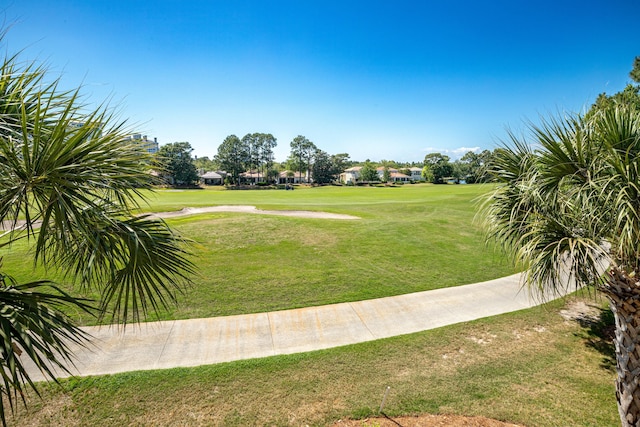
(278, 170, 304, 184)
(408, 167, 424, 181)
(389, 172, 411, 182)
(239, 171, 261, 185)
(376, 166, 397, 180)
(200, 171, 224, 185)
(375, 167, 410, 182)
(126, 133, 159, 154)
(340, 166, 362, 184)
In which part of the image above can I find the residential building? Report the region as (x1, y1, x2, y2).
(278, 170, 304, 184)
(408, 167, 425, 181)
(200, 171, 224, 185)
(127, 133, 159, 154)
(340, 166, 362, 184)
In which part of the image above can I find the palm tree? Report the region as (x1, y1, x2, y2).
(0, 40, 193, 423)
(483, 106, 640, 426)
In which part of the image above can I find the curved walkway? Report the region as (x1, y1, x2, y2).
(25, 273, 551, 382)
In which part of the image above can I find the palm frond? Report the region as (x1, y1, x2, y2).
(0, 273, 93, 424)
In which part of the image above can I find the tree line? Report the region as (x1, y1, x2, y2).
(156, 136, 497, 187)
(157, 134, 352, 186)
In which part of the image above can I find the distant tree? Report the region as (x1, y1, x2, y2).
(382, 166, 391, 183)
(290, 135, 317, 182)
(267, 167, 280, 184)
(458, 150, 494, 183)
(421, 165, 434, 182)
(423, 152, 453, 184)
(258, 133, 277, 181)
(332, 153, 351, 172)
(241, 133, 258, 175)
(630, 56, 640, 83)
(360, 160, 379, 182)
(193, 156, 217, 173)
(587, 57, 640, 119)
(214, 135, 247, 185)
(157, 142, 199, 185)
(311, 150, 335, 184)
(451, 160, 468, 183)
(311, 150, 348, 184)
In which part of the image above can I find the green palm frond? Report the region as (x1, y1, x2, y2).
(481, 108, 640, 296)
(0, 31, 195, 423)
(0, 273, 93, 426)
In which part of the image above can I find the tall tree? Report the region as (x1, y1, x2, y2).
(241, 133, 258, 179)
(630, 56, 640, 84)
(289, 135, 316, 183)
(382, 166, 391, 183)
(359, 160, 379, 182)
(193, 156, 218, 173)
(311, 150, 346, 184)
(423, 152, 453, 184)
(214, 134, 247, 185)
(0, 36, 193, 424)
(156, 142, 199, 186)
(258, 133, 277, 182)
(459, 150, 494, 183)
(483, 106, 640, 427)
(332, 153, 351, 172)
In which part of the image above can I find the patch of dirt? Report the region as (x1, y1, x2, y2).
(331, 414, 525, 426)
(559, 300, 602, 322)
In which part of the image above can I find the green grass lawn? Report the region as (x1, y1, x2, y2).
(1, 184, 618, 426)
(7, 297, 618, 426)
(0, 184, 515, 324)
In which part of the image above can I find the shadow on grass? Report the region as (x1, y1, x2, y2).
(575, 306, 616, 371)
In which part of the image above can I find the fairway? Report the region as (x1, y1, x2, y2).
(1, 184, 515, 324)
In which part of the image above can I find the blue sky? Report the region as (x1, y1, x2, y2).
(3, 0, 639, 163)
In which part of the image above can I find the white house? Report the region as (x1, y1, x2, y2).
(200, 171, 224, 185)
(278, 170, 304, 184)
(408, 167, 424, 181)
(340, 166, 362, 184)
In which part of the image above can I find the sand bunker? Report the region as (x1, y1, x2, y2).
(148, 205, 360, 220)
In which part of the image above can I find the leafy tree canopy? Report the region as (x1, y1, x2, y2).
(423, 152, 453, 184)
(157, 142, 200, 186)
(215, 134, 247, 184)
(359, 160, 379, 182)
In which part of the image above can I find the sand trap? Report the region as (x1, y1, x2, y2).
(148, 205, 360, 220)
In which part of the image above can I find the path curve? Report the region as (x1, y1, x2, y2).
(22, 273, 558, 382)
(147, 205, 360, 220)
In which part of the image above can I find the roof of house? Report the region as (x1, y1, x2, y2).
(390, 172, 410, 178)
(200, 171, 222, 179)
(240, 171, 261, 178)
(344, 166, 362, 172)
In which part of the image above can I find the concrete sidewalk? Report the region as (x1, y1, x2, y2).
(26, 273, 543, 381)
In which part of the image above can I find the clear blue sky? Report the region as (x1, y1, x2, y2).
(3, 0, 639, 163)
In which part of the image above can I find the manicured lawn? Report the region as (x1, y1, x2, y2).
(7, 297, 618, 426)
(0, 184, 515, 324)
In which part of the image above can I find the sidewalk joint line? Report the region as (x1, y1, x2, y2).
(156, 321, 176, 367)
(348, 303, 376, 339)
